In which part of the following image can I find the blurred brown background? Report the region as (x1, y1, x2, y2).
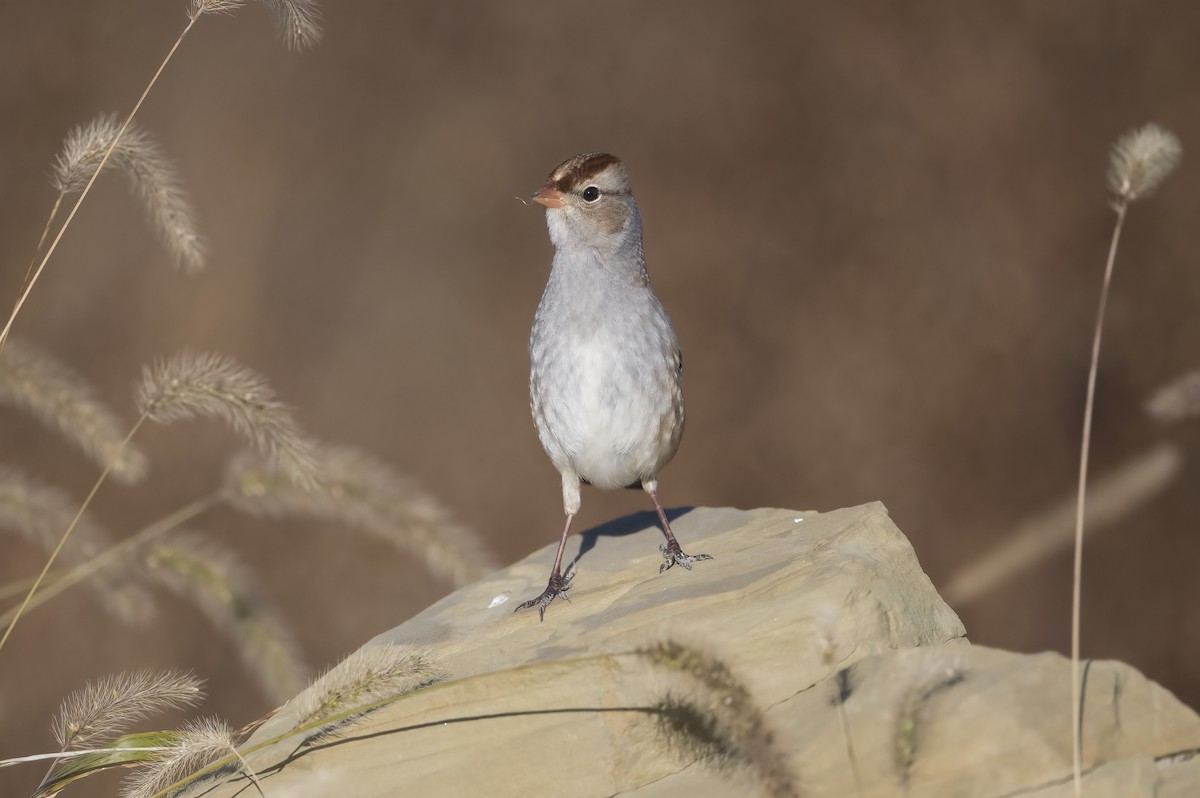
(4, 1, 1200, 793)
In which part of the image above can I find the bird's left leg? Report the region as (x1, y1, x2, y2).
(515, 473, 582, 620)
(514, 512, 575, 621)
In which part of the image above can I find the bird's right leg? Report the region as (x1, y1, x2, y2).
(515, 513, 575, 620)
(515, 475, 580, 621)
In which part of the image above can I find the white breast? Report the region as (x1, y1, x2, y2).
(530, 284, 683, 490)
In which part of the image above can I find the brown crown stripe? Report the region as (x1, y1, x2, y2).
(549, 152, 622, 192)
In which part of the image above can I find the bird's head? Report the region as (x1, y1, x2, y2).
(530, 152, 641, 254)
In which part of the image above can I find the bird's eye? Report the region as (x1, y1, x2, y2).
(582, 186, 601, 202)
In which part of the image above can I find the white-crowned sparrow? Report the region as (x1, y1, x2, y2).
(517, 152, 711, 620)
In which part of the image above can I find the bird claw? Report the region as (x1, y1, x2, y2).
(659, 543, 713, 573)
(515, 569, 573, 621)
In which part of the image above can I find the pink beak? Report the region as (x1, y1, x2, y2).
(530, 183, 565, 208)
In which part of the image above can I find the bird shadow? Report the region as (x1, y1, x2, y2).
(566, 506, 694, 571)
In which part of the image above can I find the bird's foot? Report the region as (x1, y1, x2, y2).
(514, 568, 573, 621)
(659, 542, 713, 573)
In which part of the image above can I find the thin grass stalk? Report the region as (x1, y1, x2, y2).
(1069, 123, 1180, 795)
(13, 194, 65, 304)
(1071, 198, 1127, 794)
(0, 195, 63, 351)
(2, 747, 172, 768)
(0, 415, 147, 654)
(0, 494, 220, 627)
(0, 571, 53, 601)
(0, 14, 202, 351)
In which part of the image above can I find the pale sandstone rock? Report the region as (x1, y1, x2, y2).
(204, 503, 1198, 797)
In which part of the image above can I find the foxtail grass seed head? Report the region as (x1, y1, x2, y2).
(1146, 371, 1200, 422)
(52, 115, 205, 272)
(893, 653, 964, 787)
(0, 467, 155, 623)
(293, 644, 442, 726)
(0, 467, 107, 554)
(1108, 124, 1182, 202)
(638, 641, 753, 719)
(187, 0, 247, 17)
(136, 351, 320, 490)
(224, 445, 496, 586)
(653, 694, 738, 770)
(638, 641, 796, 797)
(188, 0, 323, 51)
(649, 693, 795, 798)
(144, 533, 306, 702)
(119, 717, 241, 798)
(53, 670, 204, 750)
(0, 339, 147, 482)
(265, 0, 323, 50)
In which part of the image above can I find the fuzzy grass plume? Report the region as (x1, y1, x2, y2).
(188, 0, 323, 50)
(1108, 124, 1183, 202)
(638, 640, 796, 798)
(0, 467, 153, 624)
(53, 670, 204, 752)
(119, 717, 248, 798)
(0, 468, 109, 563)
(137, 351, 320, 490)
(1, 0, 323, 349)
(52, 115, 204, 272)
(293, 644, 443, 728)
(892, 654, 963, 789)
(0, 339, 147, 482)
(143, 532, 307, 703)
(3, 349, 319, 651)
(225, 444, 495, 586)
